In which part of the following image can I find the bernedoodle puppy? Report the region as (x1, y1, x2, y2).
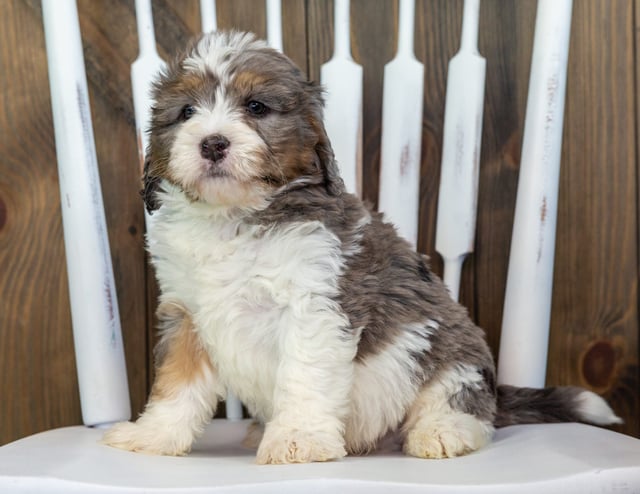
(102, 31, 621, 463)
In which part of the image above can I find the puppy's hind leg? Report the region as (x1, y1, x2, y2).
(102, 302, 223, 455)
(402, 364, 496, 459)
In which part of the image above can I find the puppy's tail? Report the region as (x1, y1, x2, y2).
(494, 385, 623, 427)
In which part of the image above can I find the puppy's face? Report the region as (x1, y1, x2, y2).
(143, 31, 342, 211)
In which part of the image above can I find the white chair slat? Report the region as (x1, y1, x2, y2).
(435, 0, 485, 302)
(321, 0, 363, 197)
(378, 0, 424, 248)
(266, 0, 283, 52)
(498, 0, 574, 388)
(200, 0, 217, 33)
(41, 0, 130, 427)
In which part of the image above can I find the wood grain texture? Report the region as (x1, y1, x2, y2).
(472, 0, 536, 361)
(0, 0, 80, 444)
(308, 0, 396, 210)
(1, 0, 638, 443)
(76, 0, 150, 420)
(547, 0, 638, 436)
(414, 0, 463, 285)
(0, 0, 149, 444)
(217, 0, 307, 70)
(635, 0, 640, 439)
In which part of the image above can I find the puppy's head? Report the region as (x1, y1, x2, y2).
(143, 31, 343, 212)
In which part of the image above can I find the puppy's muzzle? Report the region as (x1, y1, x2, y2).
(201, 135, 230, 163)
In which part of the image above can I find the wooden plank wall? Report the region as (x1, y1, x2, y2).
(0, 0, 637, 445)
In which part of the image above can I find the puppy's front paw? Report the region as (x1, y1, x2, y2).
(101, 420, 192, 456)
(256, 426, 346, 464)
(403, 412, 492, 459)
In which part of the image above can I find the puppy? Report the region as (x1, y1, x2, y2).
(103, 31, 621, 463)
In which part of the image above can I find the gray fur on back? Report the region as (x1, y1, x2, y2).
(254, 183, 499, 430)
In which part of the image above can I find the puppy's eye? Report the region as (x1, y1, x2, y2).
(180, 104, 196, 121)
(246, 100, 269, 117)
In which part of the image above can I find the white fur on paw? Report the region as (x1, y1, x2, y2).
(101, 421, 191, 456)
(256, 426, 346, 464)
(403, 413, 492, 459)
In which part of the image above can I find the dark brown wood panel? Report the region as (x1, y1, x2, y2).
(0, 0, 151, 444)
(0, 0, 147, 444)
(635, 0, 640, 441)
(473, 0, 537, 359)
(548, 0, 638, 436)
(0, 0, 81, 445)
(414, 0, 464, 290)
(307, 0, 396, 209)
(218, 0, 308, 72)
(636, 0, 640, 442)
(281, 0, 309, 73)
(77, 0, 150, 420)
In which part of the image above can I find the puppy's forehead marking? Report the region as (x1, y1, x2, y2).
(184, 31, 271, 87)
(151, 69, 220, 127)
(178, 71, 219, 102)
(181, 31, 308, 114)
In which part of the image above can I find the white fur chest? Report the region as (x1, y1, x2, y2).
(147, 189, 352, 420)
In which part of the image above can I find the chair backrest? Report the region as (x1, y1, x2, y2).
(41, 0, 573, 427)
(42, 0, 131, 427)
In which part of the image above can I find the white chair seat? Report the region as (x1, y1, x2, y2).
(1, 419, 639, 493)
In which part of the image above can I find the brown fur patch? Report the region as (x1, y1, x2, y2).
(150, 303, 216, 402)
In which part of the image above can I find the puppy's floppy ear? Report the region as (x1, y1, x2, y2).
(140, 156, 162, 214)
(307, 81, 345, 196)
(314, 126, 345, 196)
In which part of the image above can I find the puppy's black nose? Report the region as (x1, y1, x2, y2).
(200, 135, 230, 162)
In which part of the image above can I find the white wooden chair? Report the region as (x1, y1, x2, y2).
(1, 0, 639, 492)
